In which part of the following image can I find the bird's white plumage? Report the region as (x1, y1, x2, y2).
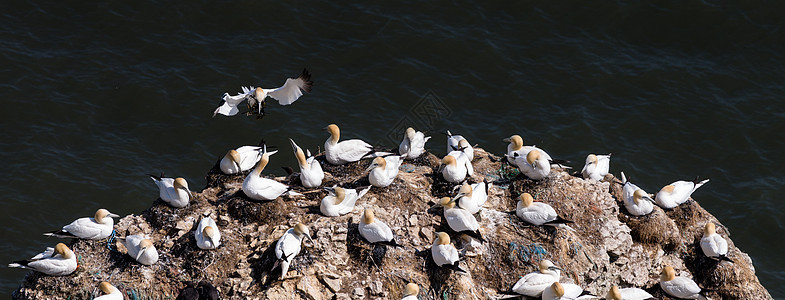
(456, 182, 489, 214)
(701, 227, 729, 260)
(511, 261, 561, 297)
(324, 124, 375, 165)
(359, 215, 394, 244)
(95, 283, 123, 300)
(621, 172, 654, 216)
(613, 287, 655, 300)
(655, 179, 710, 209)
(368, 155, 404, 187)
(195, 217, 221, 250)
(508, 151, 551, 180)
(150, 176, 191, 208)
(399, 128, 430, 159)
(431, 237, 460, 267)
(517, 201, 558, 226)
(213, 70, 311, 117)
(48, 209, 118, 240)
(8, 245, 77, 276)
(443, 205, 480, 232)
(213, 87, 252, 117)
(219, 146, 263, 174)
(542, 282, 585, 300)
(660, 276, 705, 299)
(446, 130, 474, 160)
(440, 151, 473, 183)
(243, 173, 290, 201)
(320, 186, 371, 217)
(122, 235, 158, 265)
(289, 138, 324, 188)
(274, 225, 311, 280)
(581, 154, 611, 181)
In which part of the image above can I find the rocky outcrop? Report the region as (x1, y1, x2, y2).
(12, 148, 771, 299)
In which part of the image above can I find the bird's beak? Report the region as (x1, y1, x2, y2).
(322, 126, 328, 131)
(108, 213, 120, 218)
(136, 247, 147, 261)
(305, 234, 313, 243)
(365, 163, 378, 172)
(502, 137, 511, 143)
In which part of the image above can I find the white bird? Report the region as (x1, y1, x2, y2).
(243, 146, 298, 201)
(399, 127, 430, 159)
(289, 138, 324, 188)
(502, 135, 549, 163)
(455, 181, 490, 214)
(402, 283, 419, 300)
(213, 69, 312, 117)
(659, 266, 708, 300)
(509, 149, 551, 180)
(439, 151, 473, 183)
(359, 208, 400, 246)
(195, 217, 221, 250)
(542, 282, 591, 300)
(437, 197, 485, 242)
(149, 175, 192, 208)
(581, 153, 611, 181)
(620, 172, 654, 216)
(8, 243, 77, 276)
(700, 223, 732, 262)
(320, 186, 371, 217)
(367, 155, 404, 187)
(655, 178, 710, 209)
(43, 208, 119, 240)
(324, 124, 375, 165)
(605, 285, 654, 300)
(431, 232, 465, 272)
(95, 282, 123, 300)
(121, 234, 158, 265)
(516, 193, 573, 226)
(219, 145, 263, 174)
(511, 259, 562, 297)
(446, 130, 473, 160)
(274, 223, 312, 280)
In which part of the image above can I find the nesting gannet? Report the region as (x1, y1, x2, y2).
(508, 149, 551, 180)
(502, 135, 547, 163)
(620, 172, 654, 216)
(219, 145, 263, 174)
(659, 266, 708, 300)
(399, 127, 430, 159)
(243, 145, 298, 201)
(455, 181, 490, 214)
(274, 223, 312, 280)
(605, 285, 654, 300)
(655, 178, 710, 209)
(8, 243, 77, 276)
(581, 153, 611, 181)
(289, 138, 324, 188)
(438, 197, 485, 242)
(700, 223, 732, 262)
(320, 186, 371, 217)
(368, 155, 405, 187)
(431, 232, 465, 272)
(95, 282, 123, 300)
(511, 259, 561, 297)
(43, 208, 119, 240)
(402, 282, 419, 300)
(323, 124, 375, 165)
(359, 208, 400, 246)
(542, 282, 591, 300)
(439, 151, 473, 183)
(446, 130, 474, 160)
(149, 175, 192, 208)
(213, 69, 312, 117)
(516, 193, 573, 226)
(121, 234, 158, 265)
(195, 217, 221, 250)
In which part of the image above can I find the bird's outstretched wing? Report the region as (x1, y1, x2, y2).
(266, 69, 313, 105)
(213, 87, 253, 117)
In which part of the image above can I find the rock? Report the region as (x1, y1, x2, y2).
(351, 287, 365, 299)
(318, 272, 341, 293)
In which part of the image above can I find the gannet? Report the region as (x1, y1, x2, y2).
(289, 138, 324, 188)
(542, 282, 591, 300)
(700, 223, 732, 262)
(516, 193, 573, 226)
(446, 130, 473, 160)
(503, 135, 548, 164)
(8, 243, 77, 276)
(439, 151, 473, 183)
(243, 145, 298, 201)
(659, 266, 708, 300)
(213, 69, 312, 117)
(399, 127, 430, 159)
(655, 178, 710, 209)
(359, 208, 400, 246)
(149, 175, 192, 208)
(431, 232, 465, 272)
(509, 149, 551, 180)
(368, 155, 405, 188)
(438, 197, 485, 242)
(402, 283, 419, 300)
(95, 282, 123, 300)
(323, 124, 376, 165)
(320, 186, 371, 217)
(581, 153, 611, 181)
(274, 223, 312, 280)
(620, 172, 654, 216)
(605, 285, 654, 300)
(195, 217, 221, 250)
(121, 234, 158, 265)
(43, 208, 119, 240)
(219, 145, 263, 174)
(455, 180, 490, 214)
(511, 259, 561, 297)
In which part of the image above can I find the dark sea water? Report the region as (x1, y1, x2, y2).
(2, 0, 784, 298)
